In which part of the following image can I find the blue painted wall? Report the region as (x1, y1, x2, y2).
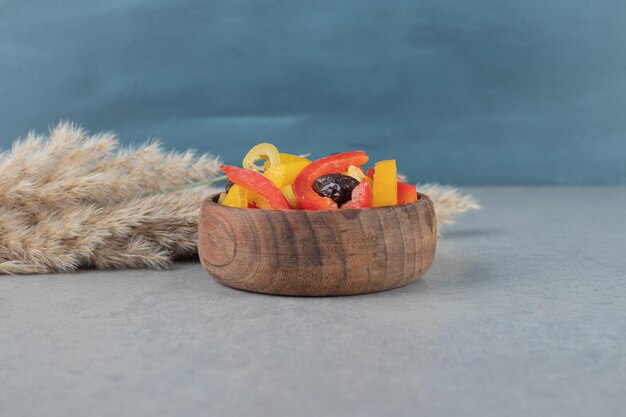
(1, 0, 625, 184)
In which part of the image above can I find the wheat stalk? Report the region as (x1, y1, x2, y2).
(0, 122, 480, 275)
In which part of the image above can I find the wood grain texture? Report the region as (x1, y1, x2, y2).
(198, 193, 437, 296)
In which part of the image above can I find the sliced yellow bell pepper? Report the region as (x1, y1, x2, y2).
(242, 143, 281, 172)
(217, 192, 227, 205)
(372, 160, 398, 207)
(264, 158, 311, 188)
(346, 165, 373, 187)
(280, 184, 302, 209)
(247, 190, 272, 209)
(222, 184, 248, 208)
(264, 153, 311, 169)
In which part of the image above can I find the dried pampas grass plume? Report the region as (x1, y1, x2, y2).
(417, 183, 481, 227)
(0, 122, 480, 275)
(0, 122, 221, 275)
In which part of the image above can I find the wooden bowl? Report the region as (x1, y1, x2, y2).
(198, 193, 437, 296)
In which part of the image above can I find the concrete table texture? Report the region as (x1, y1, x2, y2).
(1, 187, 625, 417)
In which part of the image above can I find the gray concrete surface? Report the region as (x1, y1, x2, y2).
(1, 187, 625, 417)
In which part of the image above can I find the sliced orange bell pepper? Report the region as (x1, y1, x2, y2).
(294, 151, 369, 210)
(220, 165, 291, 209)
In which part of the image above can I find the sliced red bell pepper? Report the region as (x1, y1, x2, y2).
(220, 165, 291, 209)
(367, 167, 375, 180)
(397, 181, 418, 204)
(294, 151, 369, 210)
(341, 178, 372, 209)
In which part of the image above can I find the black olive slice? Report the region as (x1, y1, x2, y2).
(313, 174, 359, 207)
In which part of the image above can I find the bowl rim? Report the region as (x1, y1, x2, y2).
(203, 191, 433, 214)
